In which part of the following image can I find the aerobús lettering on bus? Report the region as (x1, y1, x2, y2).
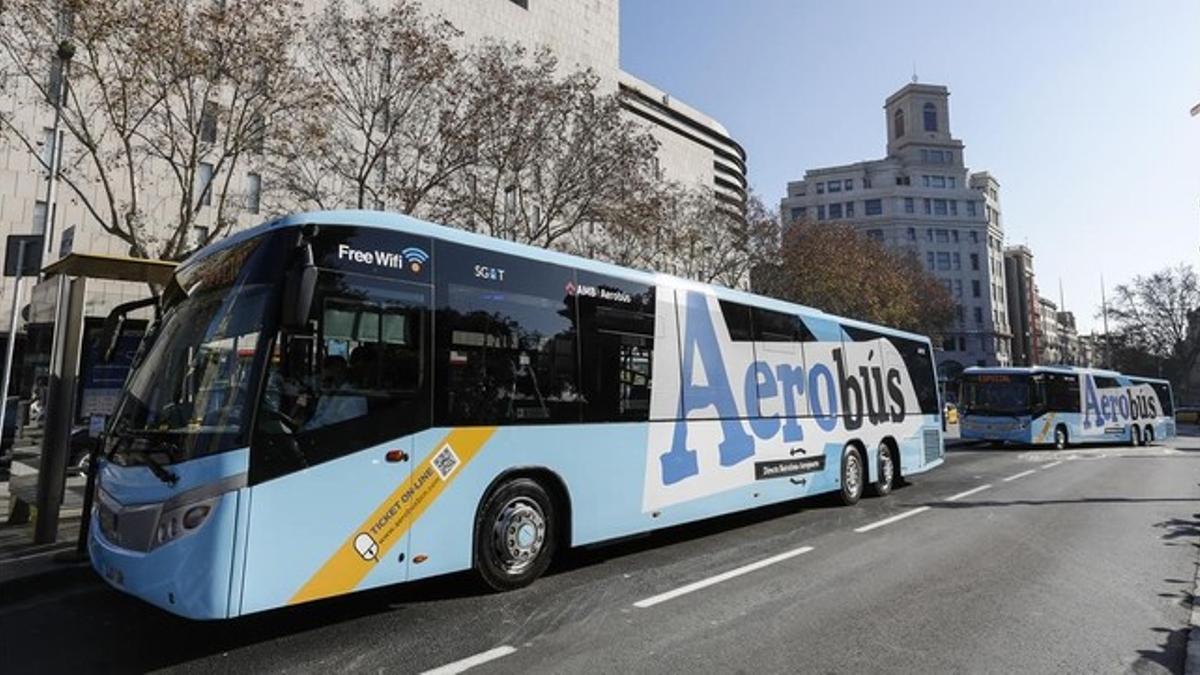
(659, 292, 908, 486)
(1082, 378, 1158, 428)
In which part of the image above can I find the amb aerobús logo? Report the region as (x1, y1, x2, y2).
(336, 243, 429, 274)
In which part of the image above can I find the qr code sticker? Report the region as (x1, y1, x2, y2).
(432, 444, 460, 480)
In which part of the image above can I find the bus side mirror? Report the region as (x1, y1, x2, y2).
(99, 296, 159, 363)
(281, 244, 317, 330)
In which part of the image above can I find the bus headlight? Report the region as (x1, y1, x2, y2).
(152, 497, 217, 549)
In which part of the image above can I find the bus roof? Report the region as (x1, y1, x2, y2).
(200, 209, 935, 345)
(962, 365, 1123, 377)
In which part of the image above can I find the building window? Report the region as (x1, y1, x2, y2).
(33, 201, 48, 234)
(924, 198, 932, 214)
(952, 252, 961, 270)
(956, 305, 965, 322)
(248, 112, 266, 154)
(943, 336, 956, 351)
(864, 199, 882, 216)
(863, 177, 872, 189)
(844, 179, 853, 191)
(958, 336, 966, 351)
(828, 181, 842, 193)
(926, 228, 933, 242)
(866, 229, 883, 241)
(829, 202, 843, 219)
(40, 127, 57, 172)
(951, 229, 959, 243)
(935, 229, 949, 243)
(969, 231, 978, 243)
(948, 176, 957, 189)
(974, 306, 983, 324)
(817, 205, 826, 221)
(895, 175, 911, 186)
(201, 100, 218, 143)
(894, 108, 905, 138)
(904, 197, 914, 214)
(246, 172, 262, 214)
(926, 252, 935, 270)
(966, 201, 977, 217)
(953, 279, 962, 297)
(192, 225, 209, 249)
(816, 182, 825, 194)
(936, 252, 951, 270)
(845, 201, 855, 218)
(933, 199, 948, 216)
(949, 200, 958, 216)
(907, 227, 916, 240)
(923, 102, 938, 132)
(789, 206, 806, 221)
(970, 254, 980, 271)
(197, 162, 214, 206)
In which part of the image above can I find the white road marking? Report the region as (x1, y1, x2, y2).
(633, 546, 814, 609)
(421, 646, 518, 675)
(1040, 460, 1063, 469)
(853, 506, 932, 533)
(1002, 469, 1037, 482)
(945, 484, 992, 502)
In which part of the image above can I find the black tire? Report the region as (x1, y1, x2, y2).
(839, 445, 865, 506)
(1131, 425, 1142, 447)
(1145, 425, 1155, 445)
(869, 441, 896, 497)
(1053, 425, 1068, 450)
(474, 477, 557, 592)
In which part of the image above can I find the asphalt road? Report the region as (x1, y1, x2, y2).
(2, 436, 1198, 674)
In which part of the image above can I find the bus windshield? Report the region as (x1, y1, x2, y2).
(108, 233, 285, 467)
(960, 373, 1032, 415)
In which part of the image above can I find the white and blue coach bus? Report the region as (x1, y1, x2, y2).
(958, 365, 1176, 448)
(90, 211, 945, 619)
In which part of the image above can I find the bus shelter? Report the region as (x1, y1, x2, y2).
(13, 253, 175, 547)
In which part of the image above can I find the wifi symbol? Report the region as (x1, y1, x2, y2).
(402, 247, 429, 273)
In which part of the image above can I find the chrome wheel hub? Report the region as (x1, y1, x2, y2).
(846, 453, 862, 497)
(492, 498, 546, 574)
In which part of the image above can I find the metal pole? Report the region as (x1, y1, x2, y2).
(0, 243, 26, 443)
(41, 55, 69, 270)
(1100, 274, 1111, 369)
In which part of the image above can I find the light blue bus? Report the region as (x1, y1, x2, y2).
(89, 211, 945, 619)
(958, 365, 1176, 448)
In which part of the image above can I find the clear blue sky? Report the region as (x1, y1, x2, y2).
(620, 0, 1200, 333)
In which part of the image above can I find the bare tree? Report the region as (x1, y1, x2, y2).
(0, 0, 311, 260)
(268, 0, 467, 214)
(1108, 263, 1200, 394)
(436, 43, 663, 249)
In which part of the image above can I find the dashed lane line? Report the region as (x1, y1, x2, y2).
(421, 646, 518, 675)
(1002, 469, 1037, 482)
(853, 506, 932, 533)
(1041, 460, 1063, 469)
(944, 484, 992, 502)
(633, 546, 814, 609)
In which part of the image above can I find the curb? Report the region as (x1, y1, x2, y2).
(1188, 561, 1200, 675)
(0, 549, 96, 606)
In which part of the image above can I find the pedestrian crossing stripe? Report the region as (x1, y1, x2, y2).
(288, 427, 497, 606)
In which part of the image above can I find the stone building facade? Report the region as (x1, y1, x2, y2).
(780, 82, 1011, 373)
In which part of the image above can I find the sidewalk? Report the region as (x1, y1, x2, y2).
(1, 447, 94, 600)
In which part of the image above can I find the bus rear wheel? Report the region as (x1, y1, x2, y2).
(1131, 425, 1142, 447)
(869, 441, 896, 497)
(839, 445, 864, 506)
(474, 477, 557, 592)
(1144, 425, 1155, 445)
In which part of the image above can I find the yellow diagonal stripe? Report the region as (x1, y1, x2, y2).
(289, 426, 497, 605)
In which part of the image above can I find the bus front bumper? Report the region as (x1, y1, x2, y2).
(89, 491, 239, 620)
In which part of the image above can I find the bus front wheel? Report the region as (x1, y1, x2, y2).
(839, 445, 865, 506)
(1053, 426, 1068, 450)
(474, 478, 557, 592)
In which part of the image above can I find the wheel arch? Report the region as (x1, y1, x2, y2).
(474, 466, 574, 559)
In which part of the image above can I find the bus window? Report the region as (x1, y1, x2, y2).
(1093, 375, 1120, 389)
(752, 307, 815, 342)
(435, 246, 579, 426)
(252, 272, 431, 483)
(718, 300, 754, 341)
(577, 272, 655, 422)
(1043, 373, 1080, 412)
(889, 336, 940, 414)
(1151, 382, 1175, 416)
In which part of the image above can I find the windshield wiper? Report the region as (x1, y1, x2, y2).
(109, 429, 180, 486)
